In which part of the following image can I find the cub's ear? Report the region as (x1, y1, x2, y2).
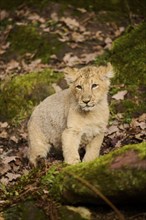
(105, 62, 114, 79)
(64, 67, 78, 84)
(98, 62, 114, 80)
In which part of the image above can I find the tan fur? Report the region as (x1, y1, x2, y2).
(27, 63, 114, 165)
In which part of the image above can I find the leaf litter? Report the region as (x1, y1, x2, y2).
(0, 3, 145, 216)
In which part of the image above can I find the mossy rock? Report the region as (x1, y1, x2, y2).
(42, 142, 146, 205)
(0, 69, 63, 123)
(96, 22, 146, 121)
(3, 24, 63, 64)
(3, 200, 47, 220)
(2, 201, 90, 220)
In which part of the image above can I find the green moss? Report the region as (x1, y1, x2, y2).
(95, 22, 146, 121)
(5, 25, 63, 63)
(3, 200, 47, 220)
(2, 143, 146, 209)
(54, 0, 146, 17)
(0, 69, 63, 123)
(0, 0, 49, 10)
(111, 22, 146, 119)
(111, 23, 146, 85)
(41, 164, 62, 186)
(95, 50, 111, 66)
(1, 0, 146, 25)
(46, 142, 146, 204)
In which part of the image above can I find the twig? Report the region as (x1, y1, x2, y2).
(65, 170, 125, 220)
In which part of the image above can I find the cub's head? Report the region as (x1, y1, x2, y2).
(64, 63, 114, 111)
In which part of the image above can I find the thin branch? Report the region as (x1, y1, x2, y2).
(65, 170, 125, 220)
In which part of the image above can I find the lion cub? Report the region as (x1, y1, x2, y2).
(28, 63, 113, 165)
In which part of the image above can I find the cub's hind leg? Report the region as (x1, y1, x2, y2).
(27, 122, 51, 166)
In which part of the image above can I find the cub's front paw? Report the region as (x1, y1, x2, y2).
(65, 157, 80, 165)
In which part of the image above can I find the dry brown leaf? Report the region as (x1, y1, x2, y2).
(0, 122, 8, 128)
(0, 164, 11, 175)
(6, 60, 20, 72)
(0, 42, 10, 55)
(10, 135, 18, 143)
(61, 17, 79, 30)
(138, 122, 146, 130)
(3, 156, 17, 164)
(138, 113, 146, 122)
(130, 118, 140, 128)
(50, 12, 59, 22)
(63, 53, 80, 66)
(76, 8, 87, 13)
(43, 27, 50, 32)
(0, 176, 9, 185)
(21, 59, 47, 72)
(81, 52, 99, 64)
(112, 90, 127, 100)
(0, 215, 5, 220)
(107, 125, 119, 135)
(6, 172, 21, 181)
(0, 130, 8, 138)
(28, 13, 45, 23)
(115, 27, 125, 37)
(71, 32, 85, 42)
(0, 10, 9, 21)
(105, 37, 112, 44)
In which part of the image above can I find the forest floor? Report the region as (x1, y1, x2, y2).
(0, 1, 146, 219)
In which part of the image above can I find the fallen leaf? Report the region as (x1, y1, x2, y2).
(130, 118, 139, 128)
(138, 113, 146, 122)
(0, 10, 9, 21)
(6, 172, 21, 181)
(3, 156, 17, 164)
(0, 130, 8, 138)
(0, 177, 9, 185)
(50, 12, 59, 22)
(138, 122, 146, 130)
(112, 90, 127, 100)
(0, 164, 11, 175)
(71, 32, 85, 42)
(0, 42, 10, 55)
(6, 60, 20, 72)
(43, 27, 50, 32)
(135, 133, 143, 140)
(76, 8, 87, 13)
(105, 37, 112, 44)
(107, 125, 119, 135)
(115, 27, 125, 37)
(0, 122, 8, 128)
(61, 17, 79, 30)
(10, 135, 18, 143)
(63, 53, 80, 66)
(28, 13, 45, 23)
(81, 52, 99, 64)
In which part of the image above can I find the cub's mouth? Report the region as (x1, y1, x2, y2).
(80, 103, 95, 111)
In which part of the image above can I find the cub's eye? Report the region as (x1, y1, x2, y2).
(76, 85, 82, 90)
(92, 84, 99, 89)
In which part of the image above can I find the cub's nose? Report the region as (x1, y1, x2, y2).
(83, 99, 90, 104)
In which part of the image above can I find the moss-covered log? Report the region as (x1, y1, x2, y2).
(0, 69, 63, 123)
(1, 142, 146, 219)
(42, 142, 146, 205)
